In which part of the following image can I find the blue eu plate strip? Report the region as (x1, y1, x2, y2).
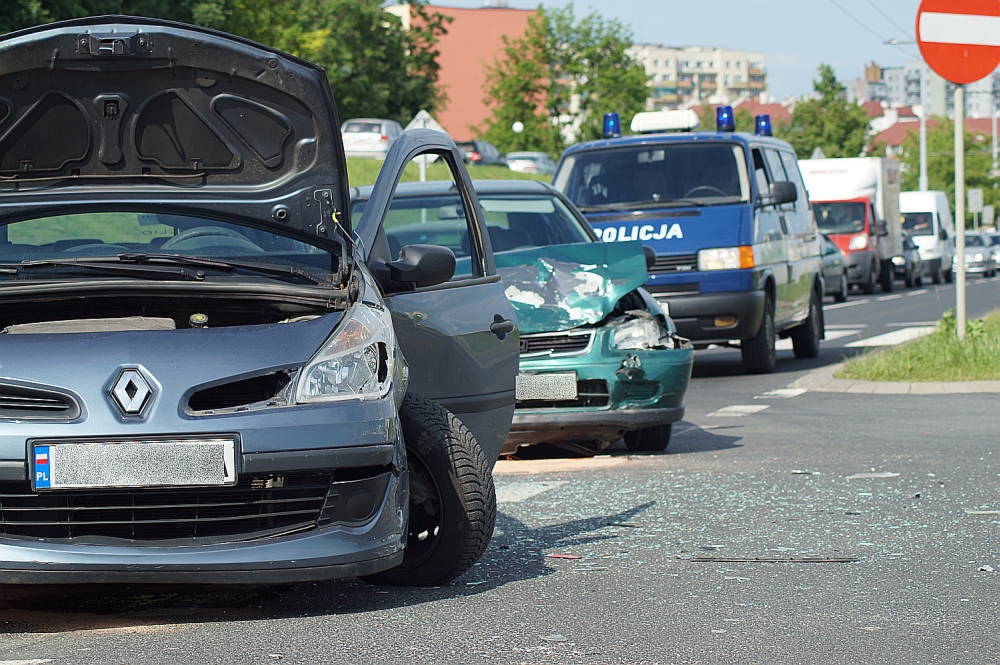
(34, 445, 51, 489)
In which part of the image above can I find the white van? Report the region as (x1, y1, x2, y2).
(900, 191, 955, 284)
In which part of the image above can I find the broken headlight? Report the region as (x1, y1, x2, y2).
(612, 313, 674, 350)
(295, 303, 394, 403)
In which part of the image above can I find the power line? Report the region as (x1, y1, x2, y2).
(863, 0, 914, 41)
(826, 0, 919, 59)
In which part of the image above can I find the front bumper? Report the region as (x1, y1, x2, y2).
(505, 327, 692, 452)
(654, 290, 765, 343)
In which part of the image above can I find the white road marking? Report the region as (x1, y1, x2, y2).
(825, 324, 867, 329)
(707, 405, 770, 417)
(754, 388, 807, 399)
(919, 12, 1000, 47)
(908, 289, 928, 296)
(495, 480, 568, 503)
(877, 294, 903, 301)
(776, 328, 859, 350)
(844, 326, 936, 348)
(885, 321, 937, 327)
(824, 299, 870, 310)
(0, 661, 54, 665)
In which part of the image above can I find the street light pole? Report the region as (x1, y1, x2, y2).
(955, 85, 966, 341)
(919, 64, 929, 191)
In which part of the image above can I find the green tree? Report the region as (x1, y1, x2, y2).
(897, 118, 1000, 223)
(778, 64, 870, 159)
(477, 10, 560, 154)
(0, 0, 448, 126)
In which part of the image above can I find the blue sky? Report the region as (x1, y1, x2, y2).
(436, 0, 924, 99)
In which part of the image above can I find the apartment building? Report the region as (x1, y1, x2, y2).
(627, 44, 768, 109)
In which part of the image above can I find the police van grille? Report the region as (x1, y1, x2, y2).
(0, 472, 334, 542)
(650, 254, 698, 274)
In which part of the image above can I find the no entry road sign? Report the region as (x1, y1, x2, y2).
(917, 0, 1000, 84)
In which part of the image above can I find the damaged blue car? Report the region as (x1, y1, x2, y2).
(351, 181, 693, 456)
(0, 17, 520, 585)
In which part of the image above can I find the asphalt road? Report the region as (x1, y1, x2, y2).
(1, 280, 999, 664)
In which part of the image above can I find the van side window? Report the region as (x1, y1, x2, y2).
(752, 148, 770, 196)
(752, 148, 784, 243)
(778, 151, 810, 211)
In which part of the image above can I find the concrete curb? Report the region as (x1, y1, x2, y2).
(788, 363, 1000, 394)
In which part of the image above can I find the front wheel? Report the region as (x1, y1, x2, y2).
(742, 294, 776, 374)
(932, 263, 943, 284)
(861, 261, 878, 294)
(834, 273, 848, 303)
(879, 262, 894, 292)
(790, 288, 822, 359)
(945, 268, 954, 283)
(624, 424, 673, 452)
(363, 394, 496, 586)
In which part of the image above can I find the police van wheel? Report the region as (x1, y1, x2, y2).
(791, 289, 822, 359)
(742, 295, 776, 374)
(363, 394, 496, 587)
(624, 424, 672, 452)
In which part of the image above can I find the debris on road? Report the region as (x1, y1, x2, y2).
(607, 522, 638, 528)
(680, 555, 858, 563)
(711, 629, 727, 634)
(755, 388, 807, 398)
(546, 554, 582, 560)
(966, 509, 1000, 515)
(846, 472, 900, 480)
(791, 470, 821, 475)
(541, 634, 569, 643)
(466, 581, 487, 586)
(978, 565, 995, 573)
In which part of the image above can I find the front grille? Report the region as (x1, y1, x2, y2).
(516, 379, 609, 409)
(0, 472, 334, 543)
(0, 382, 79, 420)
(622, 381, 660, 402)
(520, 331, 594, 355)
(650, 254, 698, 274)
(188, 372, 291, 412)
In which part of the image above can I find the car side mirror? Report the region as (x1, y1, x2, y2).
(643, 245, 657, 271)
(384, 244, 456, 291)
(939, 228, 948, 241)
(767, 181, 797, 206)
(874, 221, 888, 237)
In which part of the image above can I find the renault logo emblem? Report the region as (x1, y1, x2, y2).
(111, 369, 152, 415)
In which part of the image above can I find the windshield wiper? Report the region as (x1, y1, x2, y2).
(0, 258, 206, 281)
(578, 199, 704, 213)
(116, 253, 329, 286)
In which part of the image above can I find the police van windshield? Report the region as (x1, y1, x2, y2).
(813, 202, 866, 235)
(555, 143, 750, 211)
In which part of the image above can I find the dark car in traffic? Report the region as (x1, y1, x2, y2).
(892, 235, 924, 287)
(820, 234, 849, 302)
(352, 181, 693, 456)
(0, 16, 519, 586)
(456, 140, 506, 166)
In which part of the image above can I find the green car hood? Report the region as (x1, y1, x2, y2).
(496, 240, 648, 335)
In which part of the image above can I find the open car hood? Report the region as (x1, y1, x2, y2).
(496, 241, 648, 335)
(0, 17, 350, 249)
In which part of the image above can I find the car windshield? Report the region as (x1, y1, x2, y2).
(0, 212, 336, 282)
(990, 235, 1000, 245)
(813, 202, 866, 234)
(456, 142, 476, 153)
(344, 121, 382, 134)
(965, 234, 985, 247)
(554, 143, 750, 209)
(352, 192, 590, 276)
(902, 212, 934, 236)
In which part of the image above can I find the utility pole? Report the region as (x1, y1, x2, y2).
(919, 64, 929, 191)
(955, 85, 966, 341)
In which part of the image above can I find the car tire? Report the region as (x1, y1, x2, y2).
(945, 268, 953, 283)
(834, 273, 848, 303)
(363, 393, 495, 587)
(861, 261, 878, 294)
(879, 262, 894, 292)
(624, 424, 673, 452)
(790, 287, 822, 359)
(742, 294, 776, 374)
(904, 269, 914, 288)
(915, 271, 923, 287)
(932, 263, 943, 284)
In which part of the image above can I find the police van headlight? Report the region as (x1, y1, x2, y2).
(295, 303, 394, 403)
(697, 246, 754, 271)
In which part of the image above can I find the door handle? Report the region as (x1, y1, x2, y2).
(490, 315, 515, 340)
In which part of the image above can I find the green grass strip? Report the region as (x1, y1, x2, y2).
(837, 310, 1000, 382)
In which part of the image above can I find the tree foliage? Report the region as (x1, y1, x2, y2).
(696, 105, 756, 134)
(478, 4, 648, 155)
(0, 0, 448, 126)
(778, 65, 870, 159)
(896, 118, 1000, 222)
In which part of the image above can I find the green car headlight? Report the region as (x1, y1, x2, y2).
(612, 314, 674, 351)
(295, 302, 394, 403)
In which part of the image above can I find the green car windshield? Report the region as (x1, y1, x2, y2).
(0, 212, 337, 283)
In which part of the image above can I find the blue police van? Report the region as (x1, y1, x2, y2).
(552, 108, 824, 374)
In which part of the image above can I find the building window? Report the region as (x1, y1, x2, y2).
(726, 61, 731, 69)
(750, 61, 761, 69)
(735, 75, 743, 82)
(654, 60, 659, 67)
(725, 76, 730, 84)
(696, 61, 702, 68)
(737, 62, 743, 69)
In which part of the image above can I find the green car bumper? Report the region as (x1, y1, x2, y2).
(504, 326, 693, 453)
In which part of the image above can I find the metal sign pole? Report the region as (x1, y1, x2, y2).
(920, 65, 929, 191)
(955, 85, 966, 341)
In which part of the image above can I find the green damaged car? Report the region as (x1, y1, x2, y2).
(351, 180, 692, 456)
(500, 233, 693, 456)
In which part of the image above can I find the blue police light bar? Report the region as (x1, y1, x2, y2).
(755, 114, 773, 136)
(603, 112, 622, 138)
(716, 106, 735, 132)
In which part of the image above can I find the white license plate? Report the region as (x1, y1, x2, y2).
(32, 438, 237, 490)
(516, 372, 578, 401)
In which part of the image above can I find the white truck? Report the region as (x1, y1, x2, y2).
(799, 158, 903, 293)
(899, 191, 955, 284)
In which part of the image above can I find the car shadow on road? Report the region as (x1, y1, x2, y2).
(691, 346, 866, 378)
(0, 503, 658, 635)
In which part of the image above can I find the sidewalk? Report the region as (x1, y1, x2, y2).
(788, 363, 1000, 394)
